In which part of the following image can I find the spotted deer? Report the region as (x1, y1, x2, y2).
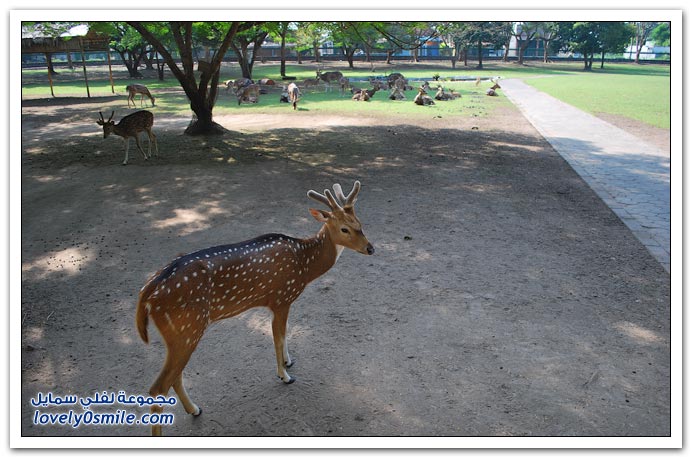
(236, 83, 260, 105)
(135, 181, 374, 436)
(413, 87, 435, 106)
(287, 82, 300, 110)
(316, 69, 344, 92)
(96, 111, 158, 165)
(126, 84, 155, 108)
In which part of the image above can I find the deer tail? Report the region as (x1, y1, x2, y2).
(135, 290, 151, 344)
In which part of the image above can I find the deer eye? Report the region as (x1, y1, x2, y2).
(341, 228, 349, 234)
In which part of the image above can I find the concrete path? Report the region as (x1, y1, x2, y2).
(501, 78, 670, 273)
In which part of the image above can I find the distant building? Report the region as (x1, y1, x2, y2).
(623, 41, 671, 60)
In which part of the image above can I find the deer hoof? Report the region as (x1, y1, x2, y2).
(285, 360, 294, 368)
(279, 375, 295, 384)
(192, 407, 202, 417)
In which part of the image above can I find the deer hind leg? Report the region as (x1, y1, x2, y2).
(271, 307, 294, 384)
(133, 134, 149, 160)
(173, 373, 201, 416)
(147, 129, 159, 157)
(148, 341, 200, 436)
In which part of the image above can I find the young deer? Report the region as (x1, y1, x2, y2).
(126, 84, 155, 108)
(96, 111, 158, 165)
(135, 181, 373, 435)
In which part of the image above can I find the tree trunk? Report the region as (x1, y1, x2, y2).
(543, 40, 550, 63)
(313, 43, 321, 62)
(476, 40, 483, 69)
(503, 39, 511, 62)
(279, 28, 287, 77)
(600, 50, 606, 69)
(45, 53, 58, 75)
(386, 50, 393, 65)
(66, 52, 74, 70)
(237, 43, 251, 78)
(344, 48, 355, 68)
(129, 21, 246, 136)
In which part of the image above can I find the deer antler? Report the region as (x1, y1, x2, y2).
(308, 181, 361, 210)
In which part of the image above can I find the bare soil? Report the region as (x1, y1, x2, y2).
(20, 91, 670, 439)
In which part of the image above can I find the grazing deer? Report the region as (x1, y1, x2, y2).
(316, 69, 344, 92)
(228, 77, 254, 93)
(96, 111, 158, 165)
(126, 84, 155, 108)
(135, 181, 374, 436)
(237, 84, 260, 105)
(287, 82, 301, 110)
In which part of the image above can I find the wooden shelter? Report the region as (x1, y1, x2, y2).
(21, 28, 114, 98)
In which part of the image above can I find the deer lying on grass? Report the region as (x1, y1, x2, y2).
(486, 80, 501, 97)
(237, 84, 260, 105)
(316, 69, 344, 92)
(434, 86, 458, 101)
(126, 84, 155, 108)
(96, 111, 158, 165)
(389, 87, 406, 100)
(136, 181, 373, 436)
(413, 87, 435, 106)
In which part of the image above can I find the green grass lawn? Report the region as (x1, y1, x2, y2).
(521, 64, 670, 129)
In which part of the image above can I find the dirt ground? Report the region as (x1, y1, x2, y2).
(20, 87, 671, 440)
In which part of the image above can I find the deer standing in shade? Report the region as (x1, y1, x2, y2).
(135, 181, 374, 435)
(96, 111, 158, 165)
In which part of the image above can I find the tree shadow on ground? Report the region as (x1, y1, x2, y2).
(20, 122, 671, 437)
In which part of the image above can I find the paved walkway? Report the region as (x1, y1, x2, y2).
(501, 79, 670, 273)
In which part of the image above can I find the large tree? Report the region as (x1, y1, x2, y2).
(230, 24, 269, 79)
(511, 22, 540, 65)
(597, 22, 635, 68)
(129, 21, 256, 135)
(106, 22, 150, 78)
(633, 21, 658, 63)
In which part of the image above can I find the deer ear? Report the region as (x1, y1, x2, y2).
(309, 208, 331, 222)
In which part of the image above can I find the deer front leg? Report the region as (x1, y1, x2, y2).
(122, 138, 130, 165)
(271, 308, 294, 384)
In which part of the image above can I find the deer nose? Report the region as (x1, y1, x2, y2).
(366, 244, 374, 255)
